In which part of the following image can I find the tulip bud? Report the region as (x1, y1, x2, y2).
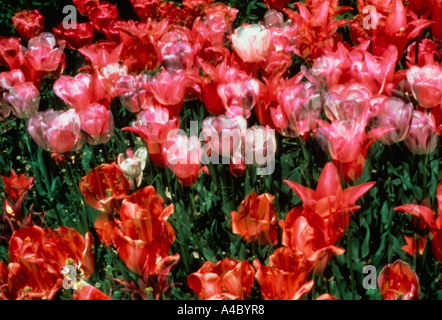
(404, 110, 438, 155)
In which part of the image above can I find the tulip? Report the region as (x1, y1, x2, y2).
(53, 73, 93, 111)
(284, 162, 375, 245)
(11, 9, 44, 42)
(403, 110, 438, 155)
(53, 22, 94, 50)
(117, 147, 148, 189)
(88, 2, 119, 33)
(159, 26, 194, 70)
(394, 180, 442, 263)
(123, 107, 180, 167)
(243, 125, 277, 169)
(1, 169, 33, 203)
(407, 64, 442, 108)
(316, 110, 394, 182)
(253, 247, 314, 300)
(27, 109, 83, 155)
(129, 0, 160, 21)
(79, 162, 130, 215)
(428, 0, 442, 42)
(4, 82, 40, 119)
(377, 260, 420, 300)
(231, 192, 278, 245)
(264, 0, 291, 11)
(402, 234, 428, 257)
(188, 258, 255, 300)
(73, 0, 99, 16)
(73, 283, 113, 300)
(162, 134, 208, 186)
(279, 208, 345, 274)
(78, 103, 114, 145)
(0, 37, 24, 70)
(368, 96, 413, 145)
(232, 24, 272, 63)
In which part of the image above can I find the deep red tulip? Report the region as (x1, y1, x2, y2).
(88, 2, 119, 33)
(79, 162, 130, 214)
(188, 258, 255, 300)
(264, 0, 291, 11)
(377, 260, 420, 300)
(73, 0, 99, 16)
(53, 22, 94, 50)
(129, 0, 160, 21)
(231, 192, 278, 245)
(11, 10, 44, 42)
(253, 247, 314, 300)
(427, 0, 442, 42)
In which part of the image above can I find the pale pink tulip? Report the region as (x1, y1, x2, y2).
(407, 65, 442, 108)
(404, 110, 439, 155)
(78, 103, 114, 145)
(4, 82, 40, 119)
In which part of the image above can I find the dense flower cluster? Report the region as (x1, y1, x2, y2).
(0, 0, 441, 300)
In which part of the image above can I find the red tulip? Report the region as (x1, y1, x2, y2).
(279, 207, 345, 274)
(27, 109, 83, 155)
(79, 162, 130, 214)
(377, 260, 420, 300)
(1, 169, 33, 204)
(129, 0, 160, 21)
(73, 283, 112, 300)
(78, 41, 124, 70)
(264, 0, 291, 11)
(284, 162, 375, 244)
(230, 192, 278, 245)
(53, 22, 94, 50)
(123, 107, 180, 167)
(394, 181, 442, 262)
(427, 0, 442, 42)
(402, 234, 428, 256)
(403, 110, 439, 155)
(162, 134, 208, 186)
(88, 2, 119, 33)
(11, 10, 44, 42)
(188, 258, 255, 300)
(253, 247, 314, 300)
(0, 37, 24, 70)
(73, 0, 99, 16)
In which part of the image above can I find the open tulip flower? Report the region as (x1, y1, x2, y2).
(2, 0, 442, 303)
(188, 258, 255, 300)
(377, 260, 420, 300)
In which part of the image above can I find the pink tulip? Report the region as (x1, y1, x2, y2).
(369, 96, 413, 145)
(53, 73, 92, 111)
(78, 103, 114, 145)
(244, 125, 277, 168)
(407, 64, 442, 108)
(123, 107, 180, 167)
(404, 110, 439, 155)
(162, 134, 208, 186)
(28, 109, 83, 154)
(4, 82, 40, 119)
(231, 24, 272, 63)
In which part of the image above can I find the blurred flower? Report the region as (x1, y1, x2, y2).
(79, 162, 130, 215)
(188, 258, 255, 300)
(27, 109, 83, 155)
(403, 110, 438, 155)
(377, 260, 420, 300)
(11, 9, 44, 42)
(253, 247, 314, 300)
(117, 147, 148, 189)
(231, 192, 278, 245)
